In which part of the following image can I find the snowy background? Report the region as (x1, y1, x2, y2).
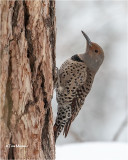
(56, 142, 128, 160)
(52, 0, 128, 148)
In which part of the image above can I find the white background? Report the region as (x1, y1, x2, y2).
(52, 0, 128, 146)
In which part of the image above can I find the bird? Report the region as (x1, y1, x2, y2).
(54, 31, 104, 142)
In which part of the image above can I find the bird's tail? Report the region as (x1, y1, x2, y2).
(63, 119, 72, 137)
(53, 124, 58, 142)
(53, 123, 63, 142)
(53, 105, 72, 142)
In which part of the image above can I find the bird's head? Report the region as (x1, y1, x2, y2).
(79, 31, 104, 72)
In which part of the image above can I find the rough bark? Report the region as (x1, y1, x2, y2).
(0, 0, 56, 159)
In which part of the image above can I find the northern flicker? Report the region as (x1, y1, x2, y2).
(54, 31, 104, 142)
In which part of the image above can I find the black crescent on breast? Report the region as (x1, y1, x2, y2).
(71, 54, 84, 62)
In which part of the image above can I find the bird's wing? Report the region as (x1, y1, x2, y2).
(63, 86, 86, 137)
(63, 68, 95, 137)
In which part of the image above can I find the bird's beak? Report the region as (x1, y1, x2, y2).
(81, 31, 92, 52)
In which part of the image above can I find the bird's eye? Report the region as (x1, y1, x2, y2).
(95, 50, 98, 53)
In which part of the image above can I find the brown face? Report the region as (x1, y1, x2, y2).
(89, 42, 104, 56)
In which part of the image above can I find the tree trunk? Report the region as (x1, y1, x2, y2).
(0, 0, 56, 159)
